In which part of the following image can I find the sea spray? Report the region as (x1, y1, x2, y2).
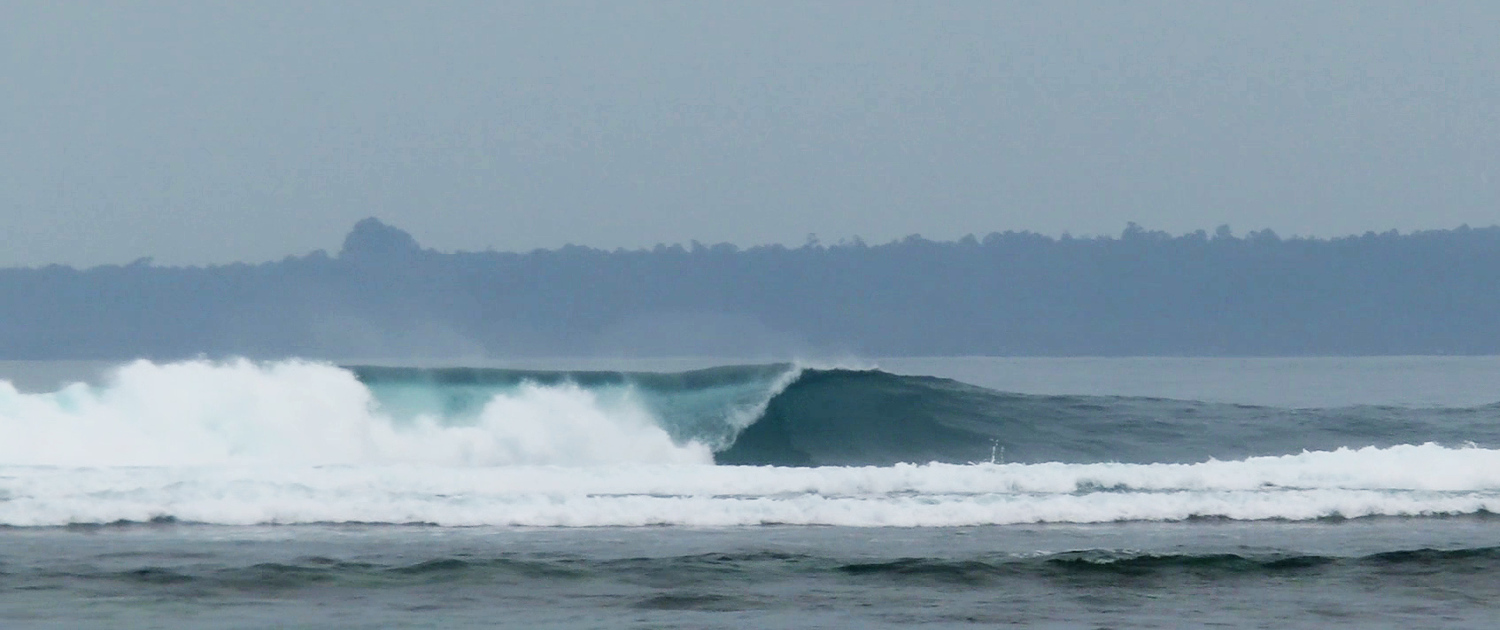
(0, 359, 709, 467)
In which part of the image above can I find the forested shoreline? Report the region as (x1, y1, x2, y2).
(4, 219, 1497, 358)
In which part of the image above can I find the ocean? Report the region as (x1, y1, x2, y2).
(2, 356, 1499, 628)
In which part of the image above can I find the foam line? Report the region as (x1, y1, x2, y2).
(3, 443, 1498, 527)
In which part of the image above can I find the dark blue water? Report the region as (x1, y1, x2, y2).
(4, 520, 1500, 629)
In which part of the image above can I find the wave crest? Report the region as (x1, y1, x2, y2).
(0, 359, 708, 467)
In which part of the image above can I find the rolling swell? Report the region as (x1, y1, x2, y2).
(46, 547, 1500, 593)
(348, 364, 1500, 467)
(713, 369, 1500, 466)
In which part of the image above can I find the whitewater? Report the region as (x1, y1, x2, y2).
(3, 359, 1499, 528)
(7, 356, 1500, 629)
(0, 360, 712, 467)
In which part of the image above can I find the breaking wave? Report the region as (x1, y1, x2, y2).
(0, 360, 713, 467)
(3, 359, 1500, 527)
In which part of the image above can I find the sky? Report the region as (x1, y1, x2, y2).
(2, 0, 1497, 267)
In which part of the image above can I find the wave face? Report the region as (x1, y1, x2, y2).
(4, 359, 1500, 527)
(713, 368, 1500, 466)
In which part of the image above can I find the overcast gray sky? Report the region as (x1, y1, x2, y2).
(2, 1, 1496, 267)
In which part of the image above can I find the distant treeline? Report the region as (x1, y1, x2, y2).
(4, 219, 1498, 359)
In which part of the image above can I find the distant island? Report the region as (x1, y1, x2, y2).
(4, 219, 1498, 359)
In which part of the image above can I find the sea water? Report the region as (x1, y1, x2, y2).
(2, 357, 1499, 628)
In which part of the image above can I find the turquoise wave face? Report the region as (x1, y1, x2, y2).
(349, 364, 798, 451)
(717, 369, 1500, 466)
(348, 364, 1500, 467)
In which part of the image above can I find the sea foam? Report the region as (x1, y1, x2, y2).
(2, 444, 1498, 527)
(0, 359, 709, 467)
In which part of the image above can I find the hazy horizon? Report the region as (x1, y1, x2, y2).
(5, 216, 1496, 271)
(6, 219, 1497, 359)
(5, 1, 1498, 267)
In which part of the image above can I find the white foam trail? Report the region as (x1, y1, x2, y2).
(0, 359, 709, 467)
(2, 444, 1498, 527)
